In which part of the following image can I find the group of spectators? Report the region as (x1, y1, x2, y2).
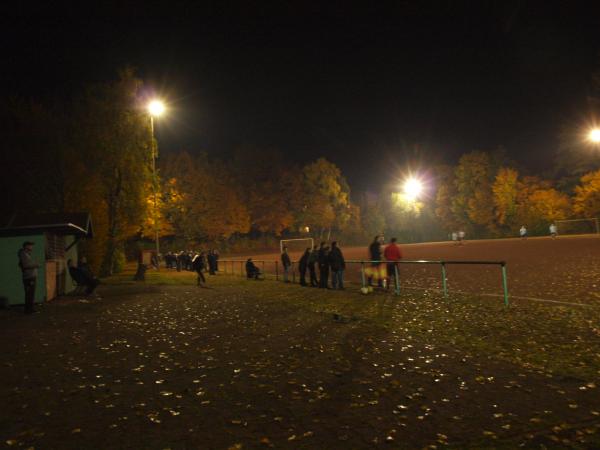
(277, 242, 346, 289)
(274, 236, 404, 291)
(164, 250, 220, 275)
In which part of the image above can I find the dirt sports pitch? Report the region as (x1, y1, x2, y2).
(243, 235, 600, 306)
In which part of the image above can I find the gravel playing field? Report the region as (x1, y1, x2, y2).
(233, 235, 600, 306)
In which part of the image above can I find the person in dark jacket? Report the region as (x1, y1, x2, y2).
(368, 235, 384, 288)
(298, 248, 310, 286)
(213, 249, 220, 272)
(328, 241, 346, 289)
(317, 242, 330, 289)
(281, 247, 292, 283)
(245, 258, 262, 280)
(207, 250, 216, 275)
(308, 246, 319, 287)
(68, 259, 100, 294)
(18, 241, 39, 314)
(192, 252, 207, 286)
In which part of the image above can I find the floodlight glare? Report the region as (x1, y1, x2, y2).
(148, 100, 165, 117)
(403, 177, 423, 201)
(589, 128, 600, 143)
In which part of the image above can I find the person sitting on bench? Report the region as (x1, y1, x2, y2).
(68, 259, 100, 294)
(245, 258, 262, 280)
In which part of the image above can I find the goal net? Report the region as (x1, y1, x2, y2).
(280, 238, 314, 256)
(555, 218, 599, 236)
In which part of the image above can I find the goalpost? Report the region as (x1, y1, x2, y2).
(555, 218, 600, 236)
(280, 238, 314, 254)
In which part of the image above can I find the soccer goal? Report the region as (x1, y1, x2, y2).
(555, 218, 600, 235)
(280, 238, 314, 254)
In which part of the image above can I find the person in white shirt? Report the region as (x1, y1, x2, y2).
(519, 225, 527, 239)
(549, 223, 557, 239)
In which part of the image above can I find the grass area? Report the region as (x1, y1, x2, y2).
(3, 266, 599, 448)
(106, 265, 600, 382)
(102, 265, 198, 285)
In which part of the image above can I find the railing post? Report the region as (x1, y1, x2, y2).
(360, 261, 366, 289)
(240, 261, 243, 277)
(501, 262, 509, 306)
(441, 262, 448, 298)
(262, 261, 265, 278)
(292, 262, 296, 284)
(394, 264, 400, 296)
(275, 261, 279, 281)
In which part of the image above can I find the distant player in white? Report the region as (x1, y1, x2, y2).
(549, 223, 557, 239)
(519, 225, 527, 239)
(451, 232, 458, 244)
(457, 230, 465, 245)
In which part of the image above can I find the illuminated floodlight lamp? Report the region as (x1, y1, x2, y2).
(589, 128, 600, 144)
(148, 100, 166, 117)
(402, 177, 423, 201)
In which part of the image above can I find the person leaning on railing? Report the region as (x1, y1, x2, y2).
(368, 235, 384, 288)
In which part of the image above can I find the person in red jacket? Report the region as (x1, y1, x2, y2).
(383, 237, 403, 289)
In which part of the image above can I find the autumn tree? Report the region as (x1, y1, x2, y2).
(492, 167, 519, 232)
(74, 69, 153, 275)
(162, 152, 250, 242)
(231, 149, 299, 236)
(299, 158, 350, 239)
(573, 169, 600, 219)
(452, 151, 496, 235)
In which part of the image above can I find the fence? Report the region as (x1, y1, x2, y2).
(219, 259, 510, 305)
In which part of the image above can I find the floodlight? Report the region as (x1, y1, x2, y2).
(403, 177, 423, 201)
(148, 100, 165, 117)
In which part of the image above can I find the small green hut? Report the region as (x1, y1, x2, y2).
(0, 213, 93, 306)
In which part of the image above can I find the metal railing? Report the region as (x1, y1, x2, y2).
(219, 259, 510, 305)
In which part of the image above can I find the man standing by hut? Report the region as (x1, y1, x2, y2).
(18, 241, 39, 314)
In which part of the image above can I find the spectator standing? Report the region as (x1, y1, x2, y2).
(367, 235, 383, 287)
(281, 247, 292, 283)
(383, 237, 403, 290)
(328, 241, 346, 289)
(18, 241, 39, 314)
(207, 250, 216, 275)
(457, 230, 465, 245)
(213, 249, 220, 272)
(192, 252, 207, 286)
(308, 246, 319, 287)
(519, 225, 527, 240)
(176, 252, 183, 272)
(298, 248, 310, 286)
(318, 242, 330, 289)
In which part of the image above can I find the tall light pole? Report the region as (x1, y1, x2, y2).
(148, 100, 165, 268)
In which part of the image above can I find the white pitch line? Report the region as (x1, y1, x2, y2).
(400, 285, 598, 308)
(481, 293, 598, 308)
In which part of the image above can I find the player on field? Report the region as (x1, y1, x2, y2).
(520, 225, 527, 239)
(549, 223, 557, 239)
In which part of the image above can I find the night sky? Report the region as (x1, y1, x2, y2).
(2, 2, 599, 191)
